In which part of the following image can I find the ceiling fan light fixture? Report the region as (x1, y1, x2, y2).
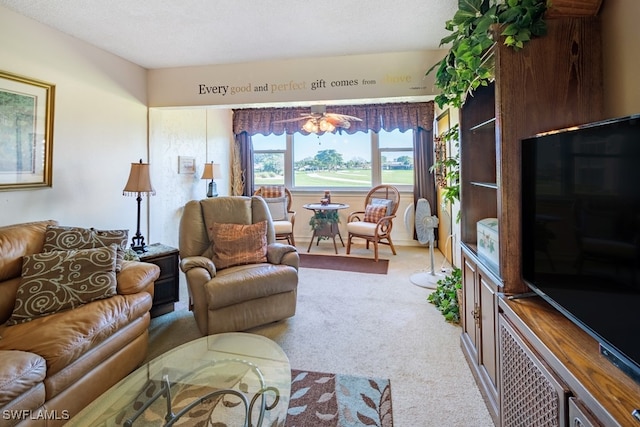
(319, 119, 336, 132)
(275, 105, 361, 134)
(302, 119, 319, 133)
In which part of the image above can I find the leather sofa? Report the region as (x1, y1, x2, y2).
(0, 220, 160, 426)
(179, 196, 299, 335)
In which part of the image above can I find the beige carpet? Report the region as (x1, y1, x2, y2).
(147, 244, 495, 427)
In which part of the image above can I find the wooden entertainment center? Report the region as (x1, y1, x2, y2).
(458, 18, 640, 426)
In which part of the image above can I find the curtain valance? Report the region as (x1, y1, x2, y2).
(232, 101, 434, 136)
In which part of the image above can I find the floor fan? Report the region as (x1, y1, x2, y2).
(409, 198, 443, 289)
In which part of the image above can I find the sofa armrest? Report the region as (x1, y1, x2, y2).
(116, 261, 160, 295)
(180, 256, 216, 278)
(267, 243, 299, 269)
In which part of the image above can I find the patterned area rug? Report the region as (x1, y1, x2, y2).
(286, 370, 393, 427)
(299, 254, 389, 275)
(83, 369, 392, 426)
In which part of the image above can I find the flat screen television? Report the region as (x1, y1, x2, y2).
(521, 114, 640, 384)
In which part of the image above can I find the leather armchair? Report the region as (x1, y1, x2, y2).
(179, 196, 299, 335)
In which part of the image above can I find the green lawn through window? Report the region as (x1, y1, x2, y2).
(255, 169, 413, 187)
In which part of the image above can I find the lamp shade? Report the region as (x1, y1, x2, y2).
(201, 162, 222, 180)
(123, 160, 156, 196)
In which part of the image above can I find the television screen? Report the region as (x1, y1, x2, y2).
(521, 114, 640, 383)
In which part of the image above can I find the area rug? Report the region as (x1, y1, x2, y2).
(286, 369, 393, 427)
(85, 369, 392, 427)
(299, 253, 389, 275)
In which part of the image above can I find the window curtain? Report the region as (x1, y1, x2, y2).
(231, 102, 436, 215)
(414, 127, 437, 243)
(233, 102, 434, 135)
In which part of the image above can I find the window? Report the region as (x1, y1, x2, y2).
(253, 129, 414, 190)
(253, 134, 286, 186)
(379, 129, 414, 187)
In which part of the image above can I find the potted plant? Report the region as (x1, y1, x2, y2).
(427, 268, 462, 323)
(427, 0, 548, 109)
(309, 210, 340, 240)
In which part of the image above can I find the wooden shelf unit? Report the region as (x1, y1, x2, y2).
(457, 17, 610, 426)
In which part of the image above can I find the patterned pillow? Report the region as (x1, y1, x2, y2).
(364, 204, 388, 223)
(43, 225, 128, 272)
(371, 198, 394, 216)
(6, 245, 118, 325)
(208, 221, 268, 269)
(260, 185, 284, 198)
(264, 196, 288, 221)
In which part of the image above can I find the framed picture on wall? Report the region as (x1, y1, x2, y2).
(178, 156, 196, 174)
(0, 71, 55, 191)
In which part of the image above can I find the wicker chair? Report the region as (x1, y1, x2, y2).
(346, 185, 400, 262)
(254, 186, 296, 246)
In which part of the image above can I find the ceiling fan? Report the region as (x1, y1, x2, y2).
(276, 105, 362, 133)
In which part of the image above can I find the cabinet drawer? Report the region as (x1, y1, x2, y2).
(152, 255, 178, 279)
(153, 277, 178, 305)
(569, 398, 603, 427)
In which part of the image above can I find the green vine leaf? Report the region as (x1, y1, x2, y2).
(427, 0, 547, 108)
(308, 210, 340, 241)
(427, 268, 462, 323)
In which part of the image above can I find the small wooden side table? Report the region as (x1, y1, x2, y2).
(139, 243, 180, 318)
(303, 203, 349, 254)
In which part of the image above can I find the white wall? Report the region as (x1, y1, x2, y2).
(601, 0, 640, 117)
(147, 51, 446, 107)
(0, 6, 149, 237)
(148, 108, 233, 247)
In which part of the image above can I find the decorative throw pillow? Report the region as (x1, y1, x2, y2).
(6, 245, 118, 325)
(208, 221, 268, 270)
(264, 196, 288, 221)
(43, 225, 128, 272)
(260, 185, 284, 198)
(364, 204, 388, 223)
(371, 198, 394, 216)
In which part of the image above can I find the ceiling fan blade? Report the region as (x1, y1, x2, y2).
(325, 113, 362, 122)
(273, 116, 312, 123)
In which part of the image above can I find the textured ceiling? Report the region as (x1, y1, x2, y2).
(0, 0, 456, 69)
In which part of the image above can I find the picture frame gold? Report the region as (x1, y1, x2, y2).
(0, 71, 55, 191)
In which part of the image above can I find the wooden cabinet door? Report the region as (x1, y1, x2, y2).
(462, 254, 479, 356)
(479, 272, 497, 389)
(461, 248, 500, 424)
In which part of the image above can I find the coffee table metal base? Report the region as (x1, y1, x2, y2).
(68, 333, 290, 427)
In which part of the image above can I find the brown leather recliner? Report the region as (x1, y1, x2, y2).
(179, 196, 299, 336)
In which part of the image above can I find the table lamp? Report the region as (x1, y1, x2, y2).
(201, 161, 221, 197)
(123, 159, 156, 253)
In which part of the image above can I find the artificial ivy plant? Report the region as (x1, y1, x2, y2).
(427, 268, 463, 323)
(428, 0, 548, 108)
(309, 210, 340, 231)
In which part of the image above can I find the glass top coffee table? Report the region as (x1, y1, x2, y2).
(67, 333, 290, 427)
